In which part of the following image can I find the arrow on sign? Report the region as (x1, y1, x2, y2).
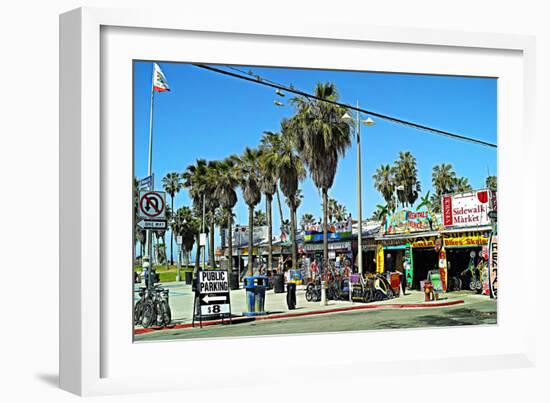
(202, 295, 227, 304)
(137, 219, 167, 229)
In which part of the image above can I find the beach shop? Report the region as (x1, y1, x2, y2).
(375, 208, 442, 289)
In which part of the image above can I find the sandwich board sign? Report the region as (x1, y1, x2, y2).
(193, 270, 232, 327)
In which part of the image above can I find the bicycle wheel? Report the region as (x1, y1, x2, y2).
(159, 300, 171, 326)
(141, 301, 155, 328)
(305, 289, 313, 302)
(374, 289, 386, 301)
(134, 300, 143, 326)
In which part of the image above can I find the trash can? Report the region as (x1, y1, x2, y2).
(286, 282, 296, 310)
(185, 271, 193, 285)
(243, 276, 268, 316)
(229, 271, 240, 290)
(272, 273, 285, 293)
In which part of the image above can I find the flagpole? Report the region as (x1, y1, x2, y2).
(146, 63, 156, 289)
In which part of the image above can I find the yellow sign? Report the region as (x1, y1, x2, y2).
(443, 235, 488, 247)
(411, 238, 436, 248)
(376, 243, 384, 274)
(240, 247, 258, 256)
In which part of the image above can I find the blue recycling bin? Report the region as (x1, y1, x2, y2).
(243, 276, 268, 316)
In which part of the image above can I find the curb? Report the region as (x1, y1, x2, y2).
(134, 299, 465, 335)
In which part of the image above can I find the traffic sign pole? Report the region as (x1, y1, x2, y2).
(144, 64, 156, 290)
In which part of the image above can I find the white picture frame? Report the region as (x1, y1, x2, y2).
(60, 6, 537, 396)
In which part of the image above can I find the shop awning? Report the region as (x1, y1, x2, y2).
(440, 226, 492, 234)
(375, 231, 440, 242)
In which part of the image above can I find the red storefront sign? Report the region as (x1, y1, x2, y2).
(443, 196, 453, 226)
(441, 190, 490, 228)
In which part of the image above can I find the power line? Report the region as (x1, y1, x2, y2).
(193, 63, 497, 149)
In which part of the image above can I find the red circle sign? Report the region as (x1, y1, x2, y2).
(139, 192, 165, 218)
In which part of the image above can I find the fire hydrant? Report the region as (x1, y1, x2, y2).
(424, 281, 434, 302)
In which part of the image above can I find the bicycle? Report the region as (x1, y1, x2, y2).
(152, 286, 171, 327)
(134, 286, 172, 328)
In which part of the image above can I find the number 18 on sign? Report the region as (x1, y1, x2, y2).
(198, 270, 231, 316)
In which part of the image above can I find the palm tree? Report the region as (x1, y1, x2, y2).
(253, 210, 267, 226)
(172, 206, 200, 275)
(260, 131, 285, 222)
(431, 163, 457, 214)
(327, 197, 347, 223)
(257, 151, 278, 274)
(486, 175, 497, 192)
(373, 204, 390, 231)
(300, 213, 316, 230)
(291, 82, 352, 266)
(135, 224, 146, 262)
(417, 191, 439, 230)
(204, 161, 223, 269)
(262, 120, 306, 270)
(162, 172, 183, 266)
(393, 151, 421, 208)
(235, 147, 262, 276)
(182, 159, 209, 273)
(454, 176, 473, 193)
(373, 164, 397, 212)
(432, 163, 457, 196)
(212, 157, 239, 274)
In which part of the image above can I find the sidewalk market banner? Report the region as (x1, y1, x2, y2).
(385, 209, 433, 234)
(304, 217, 352, 242)
(442, 189, 492, 228)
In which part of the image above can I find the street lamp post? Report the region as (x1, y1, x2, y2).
(342, 103, 375, 279)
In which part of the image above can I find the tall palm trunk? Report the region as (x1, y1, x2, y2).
(276, 187, 285, 231)
(209, 218, 215, 269)
(248, 205, 254, 276)
(290, 203, 297, 270)
(322, 189, 329, 270)
(266, 196, 273, 274)
(170, 196, 174, 265)
(194, 233, 201, 274)
(227, 213, 233, 275)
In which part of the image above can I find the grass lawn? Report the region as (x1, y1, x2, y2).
(134, 264, 194, 283)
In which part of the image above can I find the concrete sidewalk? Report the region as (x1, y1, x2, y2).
(134, 281, 479, 328)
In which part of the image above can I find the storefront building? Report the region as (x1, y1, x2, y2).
(373, 189, 496, 292)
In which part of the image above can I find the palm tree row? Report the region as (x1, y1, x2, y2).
(133, 82, 352, 277)
(373, 154, 481, 215)
(373, 151, 421, 213)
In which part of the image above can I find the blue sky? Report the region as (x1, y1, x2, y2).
(133, 61, 497, 259)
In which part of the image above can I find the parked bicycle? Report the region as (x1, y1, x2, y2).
(134, 285, 172, 328)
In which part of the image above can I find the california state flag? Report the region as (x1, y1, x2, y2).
(153, 63, 170, 92)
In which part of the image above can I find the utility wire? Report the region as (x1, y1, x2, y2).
(193, 63, 497, 149)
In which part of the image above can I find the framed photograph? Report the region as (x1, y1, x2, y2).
(60, 7, 536, 396)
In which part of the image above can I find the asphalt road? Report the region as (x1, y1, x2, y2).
(134, 298, 497, 342)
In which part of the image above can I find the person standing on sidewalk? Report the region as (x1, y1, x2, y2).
(310, 258, 318, 282)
